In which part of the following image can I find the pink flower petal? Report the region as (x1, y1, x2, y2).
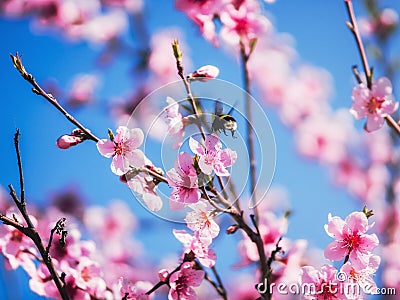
(126, 149, 145, 168)
(97, 139, 115, 158)
(324, 240, 347, 261)
(198, 156, 213, 175)
(189, 137, 204, 156)
(365, 115, 385, 132)
(372, 77, 392, 98)
(111, 154, 128, 175)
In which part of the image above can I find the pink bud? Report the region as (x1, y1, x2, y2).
(158, 269, 169, 282)
(189, 65, 219, 82)
(226, 224, 239, 235)
(56, 135, 82, 149)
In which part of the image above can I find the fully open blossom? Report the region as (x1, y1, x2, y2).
(169, 261, 204, 300)
(188, 65, 219, 82)
(324, 212, 379, 268)
(163, 97, 184, 149)
(97, 126, 145, 175)
(185, 201, 220, 242)
(118, 278, 152, 300)
(341, 254, 380, 296)
(189, 134, 237, 176)
(173, 229, 216, 267)
(220, 1, 271, 48)
(350, 77, 398, 132)
(301, 264, 346, 300)
(167, 152, 201, 209)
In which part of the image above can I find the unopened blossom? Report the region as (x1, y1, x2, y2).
(56, 128, 87, 149)
(301, 264, 346, 300)
(185, 201, 220, 242)
(350, 77, 398, 132)
(324, 212, 379, 268)
(173, 229, 216, 267)
(188, 65, 219, 82)
(163, 97, 184, 149)
(341, 254, 380, 296)
(189, 134, 237, 176)
(169, 261, 204, 300)
(97, 126, 145, 176)
(167, 152, 201, 209)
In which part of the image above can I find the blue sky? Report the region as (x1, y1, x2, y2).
(1, 0, 400, 299)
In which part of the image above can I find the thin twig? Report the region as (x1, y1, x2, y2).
(203, 267, 227, 300)
(14, 130, 25, 205)
(5, 130, 70, 300)
(10, 53, 99, 143)
(239, 42, 258, 221)
(345, 1, 372, 88)
(211, 266, 227, 299)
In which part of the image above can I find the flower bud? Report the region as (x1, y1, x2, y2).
(158, 269, 169, 282)
(188, 65, 219, 82)
(226, 224, 239, 235)
(56, 135, 83, 149)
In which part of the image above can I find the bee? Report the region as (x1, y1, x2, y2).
(211, 100, 237, 138)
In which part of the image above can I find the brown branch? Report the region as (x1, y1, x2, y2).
(10, 53, 99, 143)
(239, 42, 258, 221)
(4, 130, 70, 300)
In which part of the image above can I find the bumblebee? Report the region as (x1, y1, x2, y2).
(211, 100, 237, 138)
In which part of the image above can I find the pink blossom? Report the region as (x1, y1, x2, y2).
(379, 8, 398, 27)
(127, 166, 163, 212)
(166, 152, 201, 210)
(67, 73, 99, 107)
(0, 209, 37, 274)
(340, 254, 380, 296)
(324, 212, 379, 269)
(185, 201, 220, 241)
(173, 229, 216, 267)
(48, 226, 96, 267)
(169, 261, 204, 300)
(301, 264, 346, 300)
(174, 0, 225, 45)
(148, 29, 192, 84)
(97, 126, 145, 175)
(189, 134, 237, 176)
(350, 77, 398, 132)
(295, 110, 353, 164)
(83, 200, 137, 241)
(163, 97, 184, 149)
(78, 10, 128, 44)
(73, 257, 107, 297)
(237, 211, 287, 264)
(188, 65, 219, 82)
(220, 1, 271, 48)
(119, 278, 152, 300)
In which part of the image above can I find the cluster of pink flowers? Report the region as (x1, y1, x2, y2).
(175, 0, 271, 49)
(0, 0, 136, 43)
(0, 191, 154, 299)
(299, 211, 380, 299)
